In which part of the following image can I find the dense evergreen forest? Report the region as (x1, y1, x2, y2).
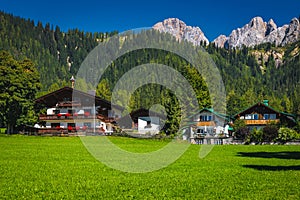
(0, 11, 118, 92)
(0, 11, 299, 121)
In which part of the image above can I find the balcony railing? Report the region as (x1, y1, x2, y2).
(243, 119, 280, 125)
(196, 121, 216, 126)
(39, 114, 118, 123)
(39, 114, 96, 120)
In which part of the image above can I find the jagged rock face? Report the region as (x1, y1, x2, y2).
(214, 35, 228, 48)
(153, 18, 209, 46)
(213, 17, 300, 48)
(281, 18, 300, 45)
(227, 17, 268, 48)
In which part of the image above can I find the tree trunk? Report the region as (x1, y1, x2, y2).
(7, 124, 10, 134)
(7, 124, 14, 134)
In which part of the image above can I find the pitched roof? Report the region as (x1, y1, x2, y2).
(35, 86, 122, 110)
(188, 108, 233, 121)
(233, 101, 296, 121)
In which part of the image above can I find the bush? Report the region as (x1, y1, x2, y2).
(235, 127, 250, 141)
(276, 127, 300, 144)
(249, 128, 263, 144)
(262, 124, 278, 142)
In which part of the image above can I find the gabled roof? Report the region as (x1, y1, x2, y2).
(189, 108, 232, 121)
(35, 86, 122, 110)
(129, 108, 166, 122)
(233, 101, 296, 121)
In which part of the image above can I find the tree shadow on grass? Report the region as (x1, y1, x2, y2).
(237, 151, 300, 160)
(243, 165, 300, 171)
(238, 151, 300, 171)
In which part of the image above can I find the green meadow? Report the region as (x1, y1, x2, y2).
(0, 135, 299, 199)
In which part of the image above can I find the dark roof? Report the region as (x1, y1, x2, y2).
(116, 108, 165, 128)
(129, 108, 166, 122)
(234, 101, 296, 122)
(35, 86, 122, 110)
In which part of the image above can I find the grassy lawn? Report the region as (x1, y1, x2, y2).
(0, 135, 299, 199)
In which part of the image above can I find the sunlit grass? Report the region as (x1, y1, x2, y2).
(0, 135, 299, 199)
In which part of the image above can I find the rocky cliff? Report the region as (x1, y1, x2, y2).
(153, 17, 300, 49)
(213, 17, 300, 48)
(153, 18, 209, 46)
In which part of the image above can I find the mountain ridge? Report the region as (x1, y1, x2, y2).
(153, 16, 300, 48)
(153, 18, 209, 46)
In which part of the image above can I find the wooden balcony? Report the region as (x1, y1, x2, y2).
(36, 127, 107, 135)
(243, 119, 280, 125)
(39, 114, 96, 121)
(196, 121, 216, 127)
(97, 115, 117, 123)
(39, 114, 118, 123)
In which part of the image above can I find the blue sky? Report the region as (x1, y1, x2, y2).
(1, 0, 299, 41)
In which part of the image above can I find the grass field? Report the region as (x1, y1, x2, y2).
(0, 135, 299, 199)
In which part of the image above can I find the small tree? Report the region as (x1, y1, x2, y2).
(262, 123, 279, 143)
(249, 128, 263, 144)
(233, 119, 250, 141)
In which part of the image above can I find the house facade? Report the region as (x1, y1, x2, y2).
(190, 108, 232, 137)
(35, 87, 122, 135)
(234, 100, 296, 130)
(138, 116, 160, 134)
(117, 108, 163, 134)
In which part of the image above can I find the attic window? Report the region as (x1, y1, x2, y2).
(200, 115, 213, 121)
(263, 114, 269, 120)
(270, 114, 276, 119)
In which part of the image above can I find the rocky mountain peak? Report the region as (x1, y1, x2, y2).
(249, 16, 266, 29)
(153, 18, 209, 46)
(213, 16, 300, 48)
(214, 35, 228, 48)
(266, 19, 277, 36)
(152, 17, 299, 49)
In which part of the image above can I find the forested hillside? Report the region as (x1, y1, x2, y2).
(0, 11, 299, 119)
(205, 42, 300, 116)
(0, 11, 117, 92)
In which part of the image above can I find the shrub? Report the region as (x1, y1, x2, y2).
(249, 128, 263, 144)
(276, 127, 300, 144)
(235, 127, 250, 141)
(262, 124, 278, 142)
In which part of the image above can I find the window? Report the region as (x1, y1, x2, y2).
(263, 114, 269, 120)
(253, 114, 258, 120)
(51, 123, 60, 128)
(200, 115, 213, 121)
(245, 114, 252, 119)
(270, 114, 276, 119)
(83, 122, 91, 128)
(67, 123, 75, 127)
(84, 109, 92, 114)
(63, 97, 71, 101)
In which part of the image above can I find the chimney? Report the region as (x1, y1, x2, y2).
(70, 76, 75, 89)
(263, 100, 269, 106)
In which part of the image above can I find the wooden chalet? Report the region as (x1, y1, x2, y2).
(190, 108, 233, 137)
(234, 100, 296, 129)
(185, 108, 233, 145)
(35, 86, 122, 135)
